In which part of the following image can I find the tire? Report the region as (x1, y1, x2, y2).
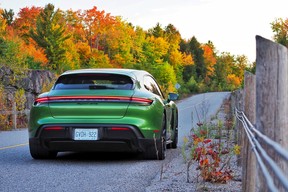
(157, 125, 166, 160)
(143, 116, 166, 160)
(168, 115, 178, 149)
(29, 140, 57, 159)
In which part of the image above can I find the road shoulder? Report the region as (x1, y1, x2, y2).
(146, 95, 242, 192)
(0, 128, 28, 148)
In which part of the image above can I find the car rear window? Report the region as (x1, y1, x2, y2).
(53, 73, 134, 90)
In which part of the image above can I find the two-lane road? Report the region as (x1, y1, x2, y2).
(0, 92, 230, 192)
(177, 92, 230, 145)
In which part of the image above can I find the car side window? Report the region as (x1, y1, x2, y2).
(143, 76, 164, 99)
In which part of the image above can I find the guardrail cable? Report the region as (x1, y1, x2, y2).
(235, 108, 288, 192)
(235, 109, 278, 192)
(241, 112, 288, 162)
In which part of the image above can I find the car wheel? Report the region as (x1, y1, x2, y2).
(167, 115, 178, 149)
(158, 124, 166, 160)
(143, 116, 166, 160)
(29, 140, 57, 159)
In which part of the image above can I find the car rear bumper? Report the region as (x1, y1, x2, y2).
(29, 138, 156, 153)
(30, 124, 156, 153)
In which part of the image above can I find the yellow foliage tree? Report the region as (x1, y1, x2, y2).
(0, 8, 7, 35)
(226, 74, 241, 89)
(169, 50, 183, 67)
(182, 53, 194, 66)
(148, 36, 169, 63)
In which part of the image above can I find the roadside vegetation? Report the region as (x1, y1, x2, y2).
(181, 96, 241, 189)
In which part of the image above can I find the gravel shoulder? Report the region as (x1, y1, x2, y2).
(146, 97, 242, 192)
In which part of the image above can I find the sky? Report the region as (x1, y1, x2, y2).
(0, 0, 287, 62)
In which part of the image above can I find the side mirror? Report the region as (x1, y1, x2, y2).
(168, 93, 179, 101)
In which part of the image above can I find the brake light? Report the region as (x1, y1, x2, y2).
(111, 127, 130, 131)
(44, 126, 64, 131)
(34, 96, 153, 105)
(131, 97, 153, 105)
(34, 97, 49, 105)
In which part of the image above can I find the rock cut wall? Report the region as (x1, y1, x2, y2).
(0, 66, 56, 110)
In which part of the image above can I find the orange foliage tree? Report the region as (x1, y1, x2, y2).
(13, 6, 42, 42)
(80, 6, 116, 51)
(0, 4, 251, 93)
(202, 44, 216, 80)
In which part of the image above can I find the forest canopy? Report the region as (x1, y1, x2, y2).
(0, 4, 255, 95)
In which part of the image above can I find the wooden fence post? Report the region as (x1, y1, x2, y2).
(256, 35, 288, 192)
(233, 89, 244, 166)
(242, 71, 256, 192)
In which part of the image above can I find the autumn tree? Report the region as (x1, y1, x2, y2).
(202, 42, 216, 81)
(10, 6, 48, 69)
(62, 9, 91, 68)
(105, 17, 134, 67)
(142, 36, 169, 70)
(271, 18, 288, 47)
(164, 24, 183, 82)
(80, 6, 115, 51)
(0, 8, 7, 35)
(30, 4, 71, 72)
(212, 52, 247, 91)
(234, 55, 248, 83)
(0, 4, 250, 94)
(13, 6, 42, 42)
(180, 38, 197, 83)
(64, 9, 85, 42)
(131, 26, 147, 67)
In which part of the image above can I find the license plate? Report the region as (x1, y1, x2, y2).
(74, 129, 98, 140)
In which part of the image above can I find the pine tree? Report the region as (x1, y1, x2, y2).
(30, 3, 70, 72)
(189, 36, 205, 81)
(2, 9, 14, 26)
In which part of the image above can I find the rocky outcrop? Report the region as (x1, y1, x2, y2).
(0, 66, 56, 109)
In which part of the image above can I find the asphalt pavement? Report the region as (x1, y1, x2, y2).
(0, 129, 28, 149)
(0, 92, 230, 192)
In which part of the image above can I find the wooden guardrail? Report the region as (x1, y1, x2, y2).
(0, 102, 30, 130)
(233, 36, 288, 192)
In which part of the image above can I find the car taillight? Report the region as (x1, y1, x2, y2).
(34, 96, 153, 105)
(34, 97, 49, 105)
(111, 127, 130, 131)
(44, 126, 64, 131)
(130, 97, 153, 105)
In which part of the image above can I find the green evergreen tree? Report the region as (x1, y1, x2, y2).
(2, 9, 14, 26)
(29, 3, 70, 72)
(148, 23, 165, 38)
(189, 36, 205, 81)
(180, 39, 195, 82)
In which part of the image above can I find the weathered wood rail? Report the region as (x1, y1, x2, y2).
(0, 102, 30, 130)
(233, 36, 288, 192)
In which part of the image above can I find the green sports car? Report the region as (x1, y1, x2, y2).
(28, 69, 178, 160)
